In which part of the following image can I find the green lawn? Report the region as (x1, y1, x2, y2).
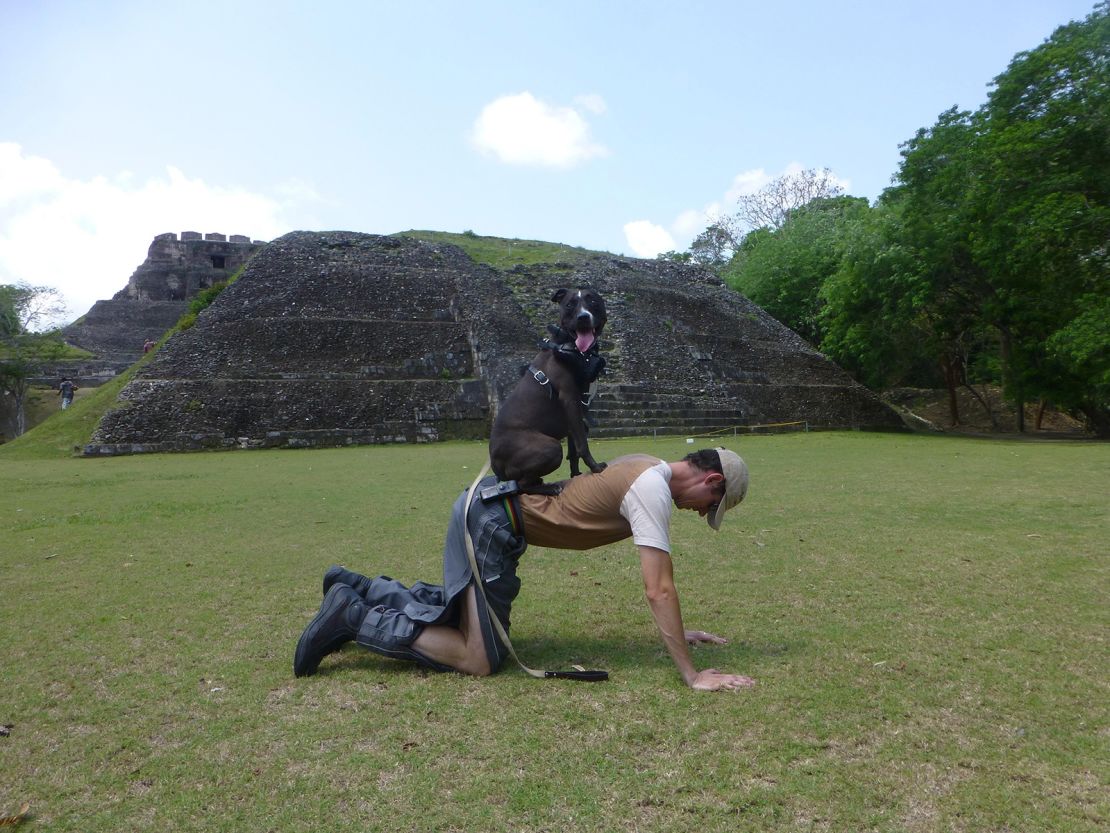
(1, 433, 1106, 832)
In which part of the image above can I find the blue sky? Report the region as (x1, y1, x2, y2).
(0, 0, 1099, 324)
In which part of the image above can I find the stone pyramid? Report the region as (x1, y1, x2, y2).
(85, 231, 901, 455)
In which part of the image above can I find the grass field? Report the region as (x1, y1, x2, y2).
(1, 432, 1106, 832)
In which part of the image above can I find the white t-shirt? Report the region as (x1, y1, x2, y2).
(619, 462, 673, 553)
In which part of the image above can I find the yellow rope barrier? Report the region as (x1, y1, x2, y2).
(679, 421, 808, 439)
(616, 421, 810, 441)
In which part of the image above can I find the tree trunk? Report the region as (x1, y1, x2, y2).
(998, 326, 1024, 433)
(13, 390, 26, 437)
(1035, 399, 1047, 430)
(940, 354, 961, 425)
(962, 383, 1000, 430)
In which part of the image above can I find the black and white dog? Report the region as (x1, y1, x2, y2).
(489, 288, 608, 493)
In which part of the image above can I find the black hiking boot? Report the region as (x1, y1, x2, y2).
(294, 585, 365, 677)
(322, 565, 375, 598)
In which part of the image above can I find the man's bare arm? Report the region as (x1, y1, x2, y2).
(637, 545, 755, 691)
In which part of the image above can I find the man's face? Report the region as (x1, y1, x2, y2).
(674, 472, 726, 518)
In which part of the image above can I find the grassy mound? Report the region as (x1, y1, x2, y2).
(0, 353, 154, 460)
(399, 229, 606, 270)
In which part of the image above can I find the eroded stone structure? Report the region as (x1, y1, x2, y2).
(115, 231, 262, 302)
(85, 231, 901, 455)
(56, 232, 263, 383)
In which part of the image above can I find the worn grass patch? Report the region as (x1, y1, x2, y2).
(399, 229, 604, 270)
(1, 434, 1106, 831)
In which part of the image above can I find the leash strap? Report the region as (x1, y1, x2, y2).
(462, 461, 608, 683)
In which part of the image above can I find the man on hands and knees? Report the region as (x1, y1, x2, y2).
(294, 447, 755, 692)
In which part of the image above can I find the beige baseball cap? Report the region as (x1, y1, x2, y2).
(707, 447, 749, 531)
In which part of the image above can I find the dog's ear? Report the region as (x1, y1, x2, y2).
(550, 289, 569, 304)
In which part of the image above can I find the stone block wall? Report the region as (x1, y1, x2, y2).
(85, 378, 489, 454)
(116, 232, 263, 302)
(63, 299, 188, 357)
(145, 319, 475, 381)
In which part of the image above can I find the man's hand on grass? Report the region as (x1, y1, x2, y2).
(690, 669, 756, 692)
(685, 629, 728, 644)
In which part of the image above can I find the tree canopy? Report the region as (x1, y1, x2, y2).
(698, 2, 1110, 434)
(1, 284, 67, 437)
(722, 196, 870, 346)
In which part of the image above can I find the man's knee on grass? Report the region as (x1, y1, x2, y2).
(412, 586, 494, 677)
(412, 623, 492, 677)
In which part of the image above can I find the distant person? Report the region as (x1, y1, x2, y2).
(58, 378, 77, 409)
(294, 447, 756, 692)
(143, 339, 156, 353)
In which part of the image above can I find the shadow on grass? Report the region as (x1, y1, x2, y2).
(303, 635, 802, 679)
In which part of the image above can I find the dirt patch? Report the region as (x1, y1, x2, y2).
(885, 387, 1091, 438)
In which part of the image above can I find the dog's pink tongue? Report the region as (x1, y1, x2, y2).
(575, 330, 595, 353)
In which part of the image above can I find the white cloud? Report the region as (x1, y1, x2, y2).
(725, 167, 774, 202)
(0, 143, 312, 326)
(573, 94, 607, 115)
(0, 143, 67, 206)
(622, 220, 675, 258)
(725, 163, 851, 203)
(672, 207, 719, 238)
(623, 162, 853, 259)
(471, 92, 608, 169)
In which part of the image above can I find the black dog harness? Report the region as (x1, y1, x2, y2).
(528, 328, 607, 405)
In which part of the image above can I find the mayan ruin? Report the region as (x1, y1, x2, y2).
(82, 231, 901, 455)
(56, 231, 264, 384)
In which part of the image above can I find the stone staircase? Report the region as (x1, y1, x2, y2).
(588, 385, 752, 438)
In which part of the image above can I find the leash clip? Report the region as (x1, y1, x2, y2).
(480, 479, 520, 502)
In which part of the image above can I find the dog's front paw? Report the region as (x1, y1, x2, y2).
(589, 461, 608, 474)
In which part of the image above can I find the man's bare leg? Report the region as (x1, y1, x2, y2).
(412, 584, 491, 676)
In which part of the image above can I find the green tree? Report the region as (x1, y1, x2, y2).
(873, 2, 1110, 433)
(882, 108, 1002, 423)
(819, 195, 997, 424)
(655, 250, 692, 264)
(0, 284, 67, 437)
(687, 222, 736, 268)
(969, 0, 1110, 431)
(1044, 294, 1110, 433)
(723, 196, 871, 345)
(818, 201, 928, 388)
